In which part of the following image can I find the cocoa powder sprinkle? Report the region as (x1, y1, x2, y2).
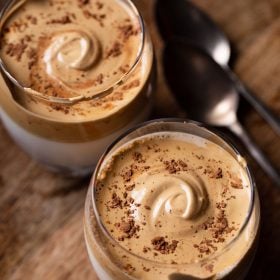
(47, 15, 72, 24)
(117, 219, 140, 239)
(78, 0, 90, 6)
(151, 237, 179, 254)
(230, 178, 243, 189)
(105, 41, 123, 58)
(163, 159, 188, 174)
(110, 192, 122, 209)
(6, 42, 27, 61)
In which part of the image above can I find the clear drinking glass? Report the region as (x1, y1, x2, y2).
(0, 0, 155, 176)
(84, 119, 260, 280)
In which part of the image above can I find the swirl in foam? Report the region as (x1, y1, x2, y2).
(43, 30, 100, 91)
(131, 173, 208, 230)
(44, 30, 99, 73)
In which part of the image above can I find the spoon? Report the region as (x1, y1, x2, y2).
(156, 0, 280, 136)
(163, 40, 280, 186)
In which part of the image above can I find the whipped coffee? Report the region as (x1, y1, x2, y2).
(0, 0, 154, 174)
(85, 122, 260, 279)
(0, 0, 150, 122)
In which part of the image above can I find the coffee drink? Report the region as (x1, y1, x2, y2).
(0, 0, 154, 175)
(84, 120, 260, 279)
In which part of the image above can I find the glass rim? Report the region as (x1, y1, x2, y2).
(0, 0, 145, 104)
(88, 118, 256, 268)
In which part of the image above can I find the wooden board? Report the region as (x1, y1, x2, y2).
(0, 0, 279, 279)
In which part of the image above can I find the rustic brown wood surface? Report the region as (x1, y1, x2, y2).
(0, 0, 280, 279)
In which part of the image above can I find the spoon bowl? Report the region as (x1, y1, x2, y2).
(156, 0, 280, 135)
(164, 40, 280, 185)
(164, 42, 237, 127)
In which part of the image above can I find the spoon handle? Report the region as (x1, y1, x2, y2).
(229, 120, 280, 186)
(229, 71, 280, 136)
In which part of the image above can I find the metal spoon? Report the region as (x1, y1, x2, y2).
(156, 0, 280, 136)
(163, 41, 280, 186)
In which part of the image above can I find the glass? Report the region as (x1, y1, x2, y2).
(0, 0, 155, 176)
(84, 119, 260, 280)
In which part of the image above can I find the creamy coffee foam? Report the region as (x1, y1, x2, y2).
(0, 0, 151, 122)
(138, 173, 208, 224)
(95, 132, 254, 274)
(43, 30, 99, 77)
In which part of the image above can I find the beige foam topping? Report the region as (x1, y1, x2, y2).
(95, 132, 254, 276)
(0, 0, 152, 122)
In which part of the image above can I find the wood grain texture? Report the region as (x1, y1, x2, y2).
(0, 0, 279, 279)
